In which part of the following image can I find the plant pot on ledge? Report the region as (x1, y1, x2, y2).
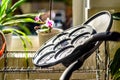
(37, 28, 63, 47)
(3, 32, 12, 51)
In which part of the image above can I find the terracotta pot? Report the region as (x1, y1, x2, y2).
(0, 30, 6, 57)
(37, 28, 63, 47)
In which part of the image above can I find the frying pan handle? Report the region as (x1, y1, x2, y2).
(89, 31, 120, 42)
(60, 60, 84, 80)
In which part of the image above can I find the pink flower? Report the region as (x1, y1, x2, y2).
(46, 18, 54, 28)
(35, 16, 40, 22)
(34, 13, 54, 33)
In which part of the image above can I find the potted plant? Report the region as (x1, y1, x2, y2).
(34, 13, 63, 47)
(0, 0, 44, 50)
(0, 0, 44, 79)
(0, 0, 40, 29)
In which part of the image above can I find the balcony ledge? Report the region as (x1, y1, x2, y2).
(11, 35, 40, 51)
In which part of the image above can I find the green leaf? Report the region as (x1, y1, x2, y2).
(11, 13, 38, 18)
(2, 18, 37, 26)
(2, 29, 13, 34)
(112, 70, 120, 80)
(3, 13, 38, 23)
(110, 48, 120, 76)
(13, 30, 28, 60)
(112, 12, 120, 20)
(18, 24, 31, 35)
(0, 0, 9, 19)
(13, 28, 32, 47)
(6, 0, 26, 14)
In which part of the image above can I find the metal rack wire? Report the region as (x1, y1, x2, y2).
(0, 51, 100, 72)
(0, 49, 108, 80)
